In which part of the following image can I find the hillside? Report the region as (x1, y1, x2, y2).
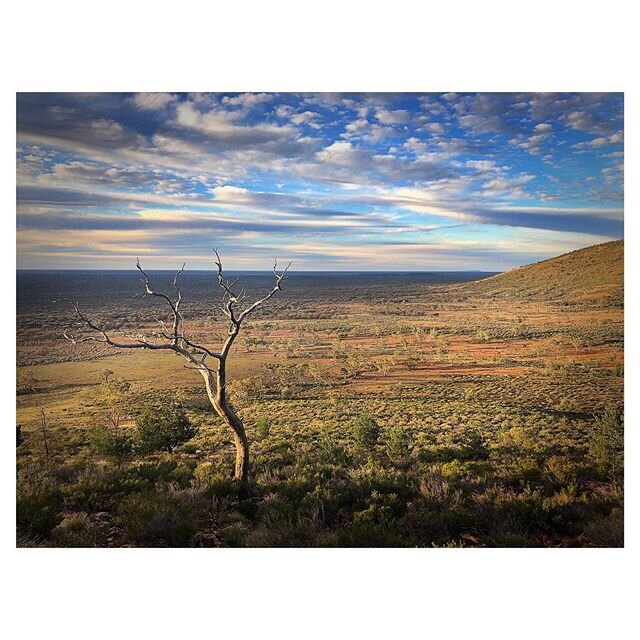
(461, 240, 623, 305)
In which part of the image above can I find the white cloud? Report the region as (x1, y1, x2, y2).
(133, 93, 177, 110)
(275, 105, 293, 118)
(574, 131, 624, 149)
(316, 140, 359, 164)
(564, 110, 598, 132)
(290, 111, 321, 127)
(422, 122, 445, 135)
(210, 184, 251, 202)
(173, 101, 298, 145)
(482, 174, 535, 199)
(376, 109, 411, 125)
(221, 93, 274, 108)
(344, 118, 369, 134)
(465, 159, 498, 172)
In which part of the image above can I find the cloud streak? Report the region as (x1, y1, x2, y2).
(16, 92, 624, 269)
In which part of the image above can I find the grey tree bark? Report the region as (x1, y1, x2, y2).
(64, 250, 290, 499)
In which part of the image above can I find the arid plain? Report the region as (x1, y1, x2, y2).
(16, 240, 623, 547)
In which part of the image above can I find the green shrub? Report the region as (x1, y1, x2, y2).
(255, 417, 271, 440)
(588, 406, 623, 479)
(352, 410, 381, 449)
(338, 494, 408, 547)
(52, 512, 111, 547)
(117, 489, 200, 546)
(192, 462, 238, 499)
(61, 466, 145, 512)
(352, 491, 401, 528)
(507, 457, 541, 486)
(473, 486, 546, 542)
(316, 428, 350, 465)
(16, 467, 63, 539)
(440, 460, 467, 482)
(90, 425, 134, 460)
(136, 403, 197, 453)
(384, 425, 410, 462)
(452, 427, 489, 461)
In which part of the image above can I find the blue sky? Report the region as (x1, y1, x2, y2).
(16, 92, 623, 270)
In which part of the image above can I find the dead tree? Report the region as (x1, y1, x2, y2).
(64, 249, 290, 498)
(40, 408, 49, 457)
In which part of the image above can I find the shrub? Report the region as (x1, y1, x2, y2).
(472, 486, 546, 542)
(583, 508, 624, 547)
(52, 512, 111, 547)
(98, 375, 132, 429)
(60, 465, 143, 512)
(542, 485, 581, 534)
(16, 467, 63, 539)
(352, 491, 400, 528)
(255, 417, 271, 439)
(90, 424, 134, 460)
(136, 403, 198, 453)
(117, 489, 200, 546)
(507, 457, 541, 486)
(352, 410, 381, 449)
(384, 425, 411, 462)
(192, 462, 238, 499)
(316, 428, 350, 465)
(337, 493, 408, 547)
(452, 427, 489, 461)
(588, 406, 624, 479)
(17, 372, 38, 395)
(440, 460, 467, 482)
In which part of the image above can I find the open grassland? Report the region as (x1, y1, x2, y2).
(16, 244, 624, 547)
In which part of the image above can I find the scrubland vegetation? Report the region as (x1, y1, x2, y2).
(16, 241, 624, 547)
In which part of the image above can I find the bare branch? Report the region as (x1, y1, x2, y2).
(172, 263, 186, 340)
(65, 301, 177, 352)
(175, 335, 222, 361)
(214, 248, 244, 325)
(237, 258, 291, 324)
(136, 257, 181, 324)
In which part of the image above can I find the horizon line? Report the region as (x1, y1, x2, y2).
(16, 267, 501, 273)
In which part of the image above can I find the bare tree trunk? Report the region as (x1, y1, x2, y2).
(40, 408, 49, 457)
(202, 365, 250, 498)
(230, 425, 250, 498)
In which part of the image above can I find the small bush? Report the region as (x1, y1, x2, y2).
(192, 462, 238, 499)
(583, 508, 624, 547)
(117, 489, 200, 546)
(16, 468, 63, 539)
(255, 417, 271, 440)
(588, 406, 624, 479)
(52, 512, 111, 547)
(384, 426, 411, 462)
(316, 428, 350, 465)
(452, 427, 489, 461)
(136, 403, 198, 453)
(352, 410, 381, 449)
(90, 425, 134, 460)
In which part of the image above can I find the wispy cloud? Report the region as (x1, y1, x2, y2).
(16, 92, 623, 269)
